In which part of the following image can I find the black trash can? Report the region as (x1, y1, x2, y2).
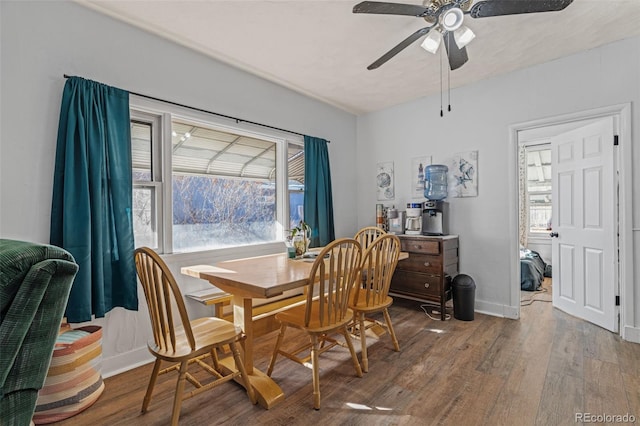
(452, 274, 476, 321)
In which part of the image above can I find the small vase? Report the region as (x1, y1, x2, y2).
(293, 235, 308, 256)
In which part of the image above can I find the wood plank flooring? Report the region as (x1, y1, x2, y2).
(59, 286, 640, 426)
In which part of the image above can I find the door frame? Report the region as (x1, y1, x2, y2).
(507, 103, 634, 340)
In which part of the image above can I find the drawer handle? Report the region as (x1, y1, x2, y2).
(424, 283, 430, 289)
(416, 245, 422, 250)
(424, 262, 430, 267)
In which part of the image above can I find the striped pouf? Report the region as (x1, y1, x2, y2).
(33, 325, 105, 424)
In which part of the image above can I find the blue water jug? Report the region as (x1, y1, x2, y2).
(424, 164, 448, 200)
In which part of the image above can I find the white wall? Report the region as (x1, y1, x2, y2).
(2, 1, 638, 378)
(0, 1, 358, 375)
(356, 36, 639, 336)
(526, 239, 551, 266)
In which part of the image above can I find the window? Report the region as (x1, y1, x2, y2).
(130, 102, 303, 254)
(131, 113, 162, 250)
(526, 145, 552, 235)
(170, 120, 279, 252)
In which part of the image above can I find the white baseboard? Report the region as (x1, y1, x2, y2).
(102, 346, 154, 379)
(475, 299, 519, 320)
(502, 305, 520, 320)
(622, 325, 640, 344)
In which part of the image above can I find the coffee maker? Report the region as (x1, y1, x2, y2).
(405, 203, 423, 235)
(387, 207, 406, 235)
(422, 200, 448, 236)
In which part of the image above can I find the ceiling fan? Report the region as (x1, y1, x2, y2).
(353, 0, 574, 71)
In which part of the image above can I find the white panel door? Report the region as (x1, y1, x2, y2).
(551, 117, 617, 332)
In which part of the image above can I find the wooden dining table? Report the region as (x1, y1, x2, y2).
(181, 249, 409, 409)
(182, 252, 315, 409)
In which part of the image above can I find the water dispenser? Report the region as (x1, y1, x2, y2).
(422, 165, 449, 236)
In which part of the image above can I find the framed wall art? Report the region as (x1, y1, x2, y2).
(411, 156, 432, 198)
(376, 161, 395, 200)
(447, 150, 478, 197)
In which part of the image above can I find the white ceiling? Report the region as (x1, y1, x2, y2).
(81, 0, 640, 115)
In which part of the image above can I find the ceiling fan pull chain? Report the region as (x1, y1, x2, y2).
(448, 57, 452, 112)
(445, 30, 451, 113)
(440, 42, 444, 117)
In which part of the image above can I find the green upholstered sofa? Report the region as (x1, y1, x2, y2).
(0, 239, 78, 426)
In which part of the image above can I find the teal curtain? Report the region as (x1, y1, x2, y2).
(50, 77, 137, 323)
(303, 136, 335, 247)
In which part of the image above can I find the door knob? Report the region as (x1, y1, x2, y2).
(550, 232, 559, 238)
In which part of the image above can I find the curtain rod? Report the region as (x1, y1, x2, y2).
(63, 74, 329, 143)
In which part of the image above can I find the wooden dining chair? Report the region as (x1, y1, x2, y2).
(134, 247, 256, 426)
(266, 238, 363, 410)
(349, 233, 401, 372)
(354, 226, 386, 250)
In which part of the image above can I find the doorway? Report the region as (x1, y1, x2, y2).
(508, 104, 633, 338)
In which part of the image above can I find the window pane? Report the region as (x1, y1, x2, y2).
(288, 143, 304, 229)
(133, 186, 158, 248)
(131, 121, 152, 181)
(529, 194, 552, 233)
(131, 119, 158, 248)
(171, 121, 277, 252)
(526, 149, 551, 190)
(527, 146, 552, 234)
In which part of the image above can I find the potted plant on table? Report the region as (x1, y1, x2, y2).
(289, 221, 311, 257)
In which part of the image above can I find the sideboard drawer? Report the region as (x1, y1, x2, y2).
(390, 269, 441, 299)
(397, 253, 442, 275)
(400, 239, 440, 255)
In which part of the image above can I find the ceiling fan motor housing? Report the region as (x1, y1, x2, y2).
(440, 7, 465, 31)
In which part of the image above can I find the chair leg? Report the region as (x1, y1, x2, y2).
(170, 361, 188, 426)
(267, 323, 287, 377)
(383, 308, 400, 352)
(230, 341, 257, 405)
(310, 335, 321, 410)
(357, 311, 369, 373)
(340, 327, 363, 378)
(141, 358, 161, 413)
(210, 348, 221, 372)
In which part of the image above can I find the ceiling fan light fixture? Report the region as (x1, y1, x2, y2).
(440, 7, 464, 32)
(420, 29, 442, 54)
(453, 25, 475, 48)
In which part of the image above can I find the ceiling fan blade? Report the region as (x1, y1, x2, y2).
(443, 31, 468, 70)
(367, 26, 432, 70)
(353, 1, 429, 17)
(470, 0, 574, 18)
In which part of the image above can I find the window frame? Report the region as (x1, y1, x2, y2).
(130, 95, 303, 256)
(131, 110, 165, 252)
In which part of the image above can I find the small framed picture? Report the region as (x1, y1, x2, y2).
(411, 156, 432, 198)
(376, 161, 395, 200)
(448, 150, 478, 197)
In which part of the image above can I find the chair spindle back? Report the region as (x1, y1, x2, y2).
(134, 247, 195, 353)
(354, 234, 401, 308)
(305, 238, 362, 328)
(354, 226, 387, 250)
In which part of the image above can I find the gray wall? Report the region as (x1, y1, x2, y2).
(0, 1, 358, 375)
(356, 36, 639, 337)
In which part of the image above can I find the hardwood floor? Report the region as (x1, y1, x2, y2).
(59, 292, 640, 426)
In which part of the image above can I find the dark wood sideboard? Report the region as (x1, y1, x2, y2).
(390, 235, 459, 320)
